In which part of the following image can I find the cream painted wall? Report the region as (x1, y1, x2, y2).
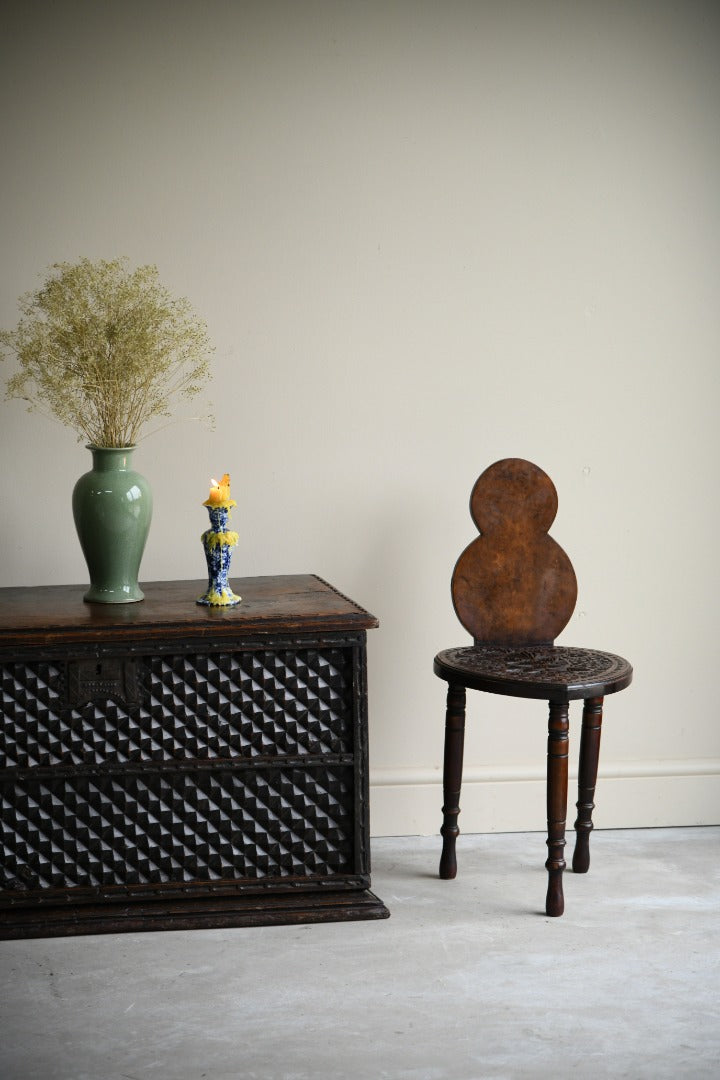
(1, 1, 719, 835)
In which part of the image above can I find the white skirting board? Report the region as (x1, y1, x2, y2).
(369, 760, 720, 837)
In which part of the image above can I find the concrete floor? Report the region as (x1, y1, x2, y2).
(1, 827, 718, 1080)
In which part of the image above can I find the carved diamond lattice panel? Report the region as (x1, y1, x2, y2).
(0, 765, 354, 890)
(0, 661, 64, 768)
(0, 649, 354, 768)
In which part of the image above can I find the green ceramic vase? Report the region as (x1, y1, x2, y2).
(72, 446, 153, 603)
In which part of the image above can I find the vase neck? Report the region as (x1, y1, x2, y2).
(88, 445, 135, 471)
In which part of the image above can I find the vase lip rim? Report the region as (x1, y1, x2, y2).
(86, 444, 137, 451)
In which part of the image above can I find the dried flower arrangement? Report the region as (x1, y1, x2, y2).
(1, 257, 213, 447)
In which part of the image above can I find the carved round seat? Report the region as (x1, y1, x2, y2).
(434, 646, 632, 703)
(434, 459, 633, 917)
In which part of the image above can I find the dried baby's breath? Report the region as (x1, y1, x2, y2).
(0, 257, 213, 447)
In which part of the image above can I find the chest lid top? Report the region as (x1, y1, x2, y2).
(0, 575, 378, 648)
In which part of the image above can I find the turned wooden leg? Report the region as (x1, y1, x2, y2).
(439, 683, 466, 880)
(545, 700, 569, 917)
(573, 696, 604, 874)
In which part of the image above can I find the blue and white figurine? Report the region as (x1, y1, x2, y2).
(197, 474, 241, 607)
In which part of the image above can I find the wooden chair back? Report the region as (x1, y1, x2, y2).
(451, 458, 578, 646)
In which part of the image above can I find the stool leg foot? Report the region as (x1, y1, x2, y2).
(573, 697, 604, 874)
(545, 701, 569, 916)
(439, 683, 466, 880)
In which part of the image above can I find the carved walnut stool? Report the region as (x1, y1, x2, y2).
(434, 459, 633, 917)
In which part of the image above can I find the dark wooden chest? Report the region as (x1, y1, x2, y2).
(0, 576, 388, 938)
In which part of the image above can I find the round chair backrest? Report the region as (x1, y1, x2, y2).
(451, 458, 578, 645)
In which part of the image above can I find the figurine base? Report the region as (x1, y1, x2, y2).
(196, 588, 242, 607)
